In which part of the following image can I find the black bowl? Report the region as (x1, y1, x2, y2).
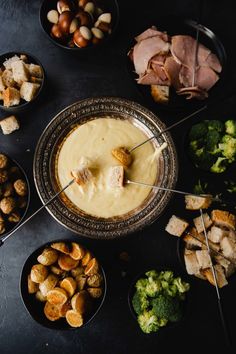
(20, 239, 107, 330)
(39, 0, 119, 53)
(0, 51, 45, 114)
(128, 268, 189, 333)
(0, 151, 30, 240)
(127, 16, 227, 112)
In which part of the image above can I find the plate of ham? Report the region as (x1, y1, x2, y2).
(128, 19, 226, 110)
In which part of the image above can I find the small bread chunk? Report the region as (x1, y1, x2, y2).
(66, 310, 83, 327)
(26, 63, 43, 78)
(195, 250, 211, 269)
(151, 85, 169, 104)
(108, 166, 124, 187)
(71, 167, 93, 185)
(211, 210, 236, 230)
(202, 265, 228, 288)
(183, 227, 203, 249)
(165, 215, 189, 237)
(185, 194, 212, 210)
(184, 250, 200, 275)
(111, 147, 132, 167)
(220, 237, 236, 260)
(3, 55, 20, 70)
(20, 82, 40, 102)
(0, 115, 20, 135)
(193, 213, 212, 234)
(207, 225, 227, 244)
(11, 60, 29, 85)
(214, 255, 236, 278)
(0, 75, 5, 91)
(2, 69, 15, 87)
(3, 87, 20, 107)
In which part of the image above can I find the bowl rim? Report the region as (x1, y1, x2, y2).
(39, 0, 120, 52)
(0, 51, 45, 111)
(19, 237, 107, 330)
(0, 151, 31, 240)
(33, 96, 178, 239)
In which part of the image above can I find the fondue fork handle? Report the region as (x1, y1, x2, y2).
(0, 179, 75, 247)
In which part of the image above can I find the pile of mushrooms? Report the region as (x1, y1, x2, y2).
(47, 0, 112, 48)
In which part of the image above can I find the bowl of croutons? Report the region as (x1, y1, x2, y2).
(0, 152, 30, 238)
(20, 239, 107, 329)
(0, 52, 45, 113)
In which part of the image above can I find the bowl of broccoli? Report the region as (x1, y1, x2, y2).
(187, 119, 236, 173)
(128, 269, 190, 334)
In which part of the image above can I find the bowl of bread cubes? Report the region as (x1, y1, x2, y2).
(0, 52, 45, 113)
(20, 239, 106, 329)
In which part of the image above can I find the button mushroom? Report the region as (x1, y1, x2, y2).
(0, 154, 8, 169)
(13, 179, 27, 196)
(57, 0, 73, 14)
(0, 170, 8, 184)
(51, 24, 65, 40)
(73, 27, 92, 47)
(91, 27, 104, 44)
(58, 11, 74, 34)
(0, 196, 16, 215)
(76, 10, 93, 27)
(47, 9, 59, 24)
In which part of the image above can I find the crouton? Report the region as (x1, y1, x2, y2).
(2, 69, 15, 87)
(11, 60, 29, 85)
(3, 55, 20, 70)
(185, 194, 212, 210)
(0, 75, 5, 91)
(3, 87, 20, 107)
(193, 213, 212, 234)
(20, 54, 28, 62)
(108, 166, 124, 188)
(195, 250, 211, 269)
(207, 225, 227, 244)
(184, 250, 200, 275)
(0, 115, 19, 135)
(151, 85, 169, 104)
(183, 227, 203, 249)
(20, 82, 40, 102)
(220, 237, 236, 260)
(26, 63, 43, 78)
(30, 76, 43, 84)
(71, 167, 93, 186)
(165, 215, 189, 237)
(211, 210, 236, 230)
(111, 147, 132, 167)
(202, 265, 228, 288)
(214, 255, 236, 277)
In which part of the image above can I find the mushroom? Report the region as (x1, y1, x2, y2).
(13, 179, 27, 196)
(0, 154, 8, 169)
(91, 27, 104, 44)
(76, 10, 93, 27)
(96, 21, 111, 34)
(51, 24, 65, 40)
(98, 13, 112, 24)
(47, 9, 59, 24)
(0, 197, 16, 215)
(57, 0, 73, 14)
(78, 0, 89, 8)
(73, 27, 92, 47)
(84, 2, 95, 15)
(58, 11, 74, 34)
(69, 18, 79, 34)
(0, 170, 8, 184)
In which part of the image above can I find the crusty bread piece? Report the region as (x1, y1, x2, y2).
(3, 87, 20, 107)
(195, 250, 211, 269)
(2, 69, 15, 87)
(211, 210, 236, 230)
(30, 76, 43, 84)
(0, 75, 5, 91)
(71, 167, 93, 185)
(0, 92, 3, 100)
(3, 55, 20, 70)
(202, 265, 228, 288)
(185, 194, 212, 210)
(165, 215, 189, 237)
(193, 213, 212, 234)
(207, 225, 227, 244)
(220, 237, 236, 260)
(108, 166, 124, 188)
(214, 255, 235, 278)
(151, 85, 169, 104)
(20, 82, 40, 102)
(183, 227, 203, 249)
(0, 115, 19, 135)
(26, 63, 43, 78)
(184, 250, 200, 275)
(11, 60, 29, 85)
(20, 54, 28, 62)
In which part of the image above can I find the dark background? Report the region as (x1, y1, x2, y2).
(0, 0, 236, 353)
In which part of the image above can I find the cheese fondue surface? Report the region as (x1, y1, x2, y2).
(57, 118, 159, 218)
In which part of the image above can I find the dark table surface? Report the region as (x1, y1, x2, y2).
(1, 0, 236, 353)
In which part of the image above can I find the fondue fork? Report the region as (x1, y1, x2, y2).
(0, 179, 75, 247)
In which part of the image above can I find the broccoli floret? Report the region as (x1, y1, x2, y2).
(225, 120, 236, 137)
(189, 122, 208, 140)
(145, 270, 159, 279)
(159, 271, 174, 282)
(146, 277, 161, 297)
(195, 149, 216, 170)
(151, 295, 182, 323)
(206, 130, 221, 153)
(205, 120, 224, 133)
(193, 179, 208, 195)
(172, 277, 190, 294)
(135, 278, 148, 294)
(137, 310, 160, 334)
(132, 291, 149, 315)
(210, 157, 228, 173)
(219, 135, 236, 161)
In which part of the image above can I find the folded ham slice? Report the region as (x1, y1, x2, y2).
(179, 65, 219, 91)
(177, 86, 208, 100)
(135, 26, 169, 43)
(137, 69, 170, 85)
(164, 56, 182, 90)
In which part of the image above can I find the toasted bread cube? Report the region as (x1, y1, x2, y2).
(211, 210, 236, 230)
(183, 227, 203, 249)
(214, 255, 236, 277)
(184, 249, 200, 275)
(11, 60, 29, 85)
(30, 76, 43, 84)
(2, 69, 15, 87)
(203, 265, 228, 288)
(185, 194, 212, 210)
(193, 213, 212, 234)
(20, 54, 28, 62)
(0, 75, 5, 91)
(151, 84, 169, 104)
(0, 115, 20, 135)
(108, 166, 124, 188)
(27, 63, 43, 78)
(195, 250, 211, 269)
(111, 147, 132, 167)
(207, 225, 227, 243)
(3, 87, 20, 107)
(20, 82, 40, 102)
(71, 167, 93, 185)
(3, 55, 20, 70)
(165, 215, 189, 237)
(220, 237, 236, 260)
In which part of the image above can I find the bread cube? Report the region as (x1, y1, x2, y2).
(195, 250, 211, 269)
(2, 69, 15, 87)
(20, 82, 40, 102)
(11, 60, 29, 85)
(165, 215, 189, 237)
(0, 115, 19, 135)
(3, 87, 20, 107)
(27, 63, 43, 78)
(193, 213, 212, 234)
(3, 55, 20, 70)
(184, 250, 200, 275)
(151, 85, 169, 104)
(0, 75, 5, 91)
(211, 210, 236, 230)
(185, 194, 212, 210)
(108, 166, 124, 188)
(220, 237, 236, 260)
(207, 225, 227, 243)
(71, 167, 93, 185)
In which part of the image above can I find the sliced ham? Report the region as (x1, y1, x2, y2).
(133, 36, 170, 76)
(150, 53, 167, 66)
(137, 69, 170, 85)
(164, 56, 182, 90)
(151, 62, 169, 81)
(179, 65, 219, 91)
(205, 52, 222, 73)
(177, 86, 208, 100)
(135, 26, 169, 43)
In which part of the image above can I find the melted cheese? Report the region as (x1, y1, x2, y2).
(57, 118, 159, 218)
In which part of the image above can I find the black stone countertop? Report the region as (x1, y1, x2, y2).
(0, 0, 236, 353)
